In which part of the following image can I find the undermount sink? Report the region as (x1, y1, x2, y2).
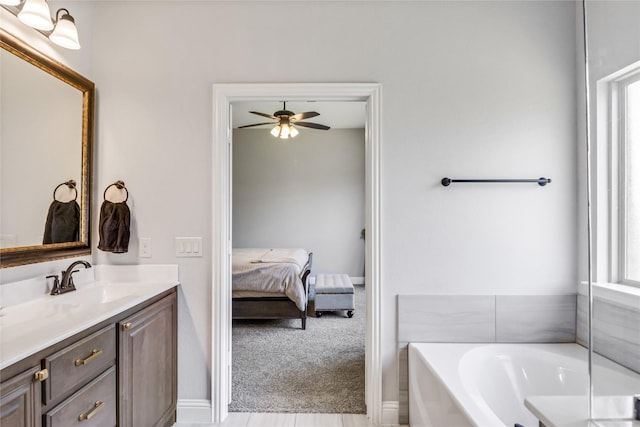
(0, 264, 179, 371)
(0, 283, 154, 331)
(0, 284, 128, 328)
(50, 283, 138, 306)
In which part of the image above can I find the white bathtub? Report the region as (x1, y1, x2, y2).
(408, 343, 640, 427)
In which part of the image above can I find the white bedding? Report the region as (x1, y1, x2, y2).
(232, 248, 309, 311)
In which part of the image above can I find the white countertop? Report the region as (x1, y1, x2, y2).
(526, 396, 640, 427)
(0, 264, 179, 371)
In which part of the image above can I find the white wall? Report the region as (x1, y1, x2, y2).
(233, 128, 365, 278)
(2, 0, 578, 413)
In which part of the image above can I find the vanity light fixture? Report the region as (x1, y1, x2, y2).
(17, 0, 53, 31)
(49, 8, 80, 50)
(2, 0, 81, 49)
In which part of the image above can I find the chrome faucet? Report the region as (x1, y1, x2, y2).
(50, 260, 92, 295)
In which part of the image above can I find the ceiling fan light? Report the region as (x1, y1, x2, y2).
(247, 102, 327, 138)
(49, 9, 81, 50)
(18, 0, 54, 31)
(280, 125, 290, 139)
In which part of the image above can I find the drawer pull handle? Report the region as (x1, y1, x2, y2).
(122, 322, 132, 330)
(75, 349, 102, 366)
(34, 368, 49, 382)
(78, 401, 104, 421)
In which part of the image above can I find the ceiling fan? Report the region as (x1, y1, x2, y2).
(237, 101, 330, 139)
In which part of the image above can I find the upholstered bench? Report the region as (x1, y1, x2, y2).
(314, 274, 354, 318)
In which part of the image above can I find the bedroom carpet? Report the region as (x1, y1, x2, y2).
(229, 284, 365, 414)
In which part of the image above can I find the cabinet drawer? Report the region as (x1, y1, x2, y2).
(44, 325, 115, 404)
(44, 366, 115, 427)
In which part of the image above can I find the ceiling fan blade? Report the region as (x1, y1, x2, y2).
(295, 121, 331, 130)
(249, 111, 277, 120)
(237, 121, 278, 128)
(290, 111, 320, 121)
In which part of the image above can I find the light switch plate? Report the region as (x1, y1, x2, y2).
(175, 237, 203, 257)
(139, 237, 152, 258)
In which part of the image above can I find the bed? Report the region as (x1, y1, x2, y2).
(232, 248, 313, 329)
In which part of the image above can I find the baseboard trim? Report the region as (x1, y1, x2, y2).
(381, 401, 399, 426)
(176, 399, 212, 423)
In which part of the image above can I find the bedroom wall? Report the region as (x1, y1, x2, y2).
(232, 128, 365, 278)
(2, 0, 578, 420)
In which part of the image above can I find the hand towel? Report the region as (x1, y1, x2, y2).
(43, 200, 80, 244)
(97, 200, 130, 253)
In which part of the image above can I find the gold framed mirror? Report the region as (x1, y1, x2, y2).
(0, 29, 94, 268)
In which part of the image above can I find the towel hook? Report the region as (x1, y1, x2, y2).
(52, 180, 78, 201)
(103, 180, 128, 202)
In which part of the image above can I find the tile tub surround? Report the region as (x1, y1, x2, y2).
(396, 294, 577, 424)
(577, 285, 640, 374)
(398, 295, 496, 343)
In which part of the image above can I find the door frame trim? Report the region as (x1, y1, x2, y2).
(211, 83, 382, 424)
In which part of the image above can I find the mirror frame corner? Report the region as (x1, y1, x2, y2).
(0, 29, 95, 268)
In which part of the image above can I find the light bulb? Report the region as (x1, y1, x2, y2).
(280, 125, 290, 139)
(271, 126, 281, 137)
(289, 126, 299, 138)
(49, 9, 80, 50)
(18, 0, 53, 31)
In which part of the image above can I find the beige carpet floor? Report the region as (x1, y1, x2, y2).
(229, 284, 365, 413)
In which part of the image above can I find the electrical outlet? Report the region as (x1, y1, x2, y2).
(175, 237, 202, 257)
(139, 238, 152, 258)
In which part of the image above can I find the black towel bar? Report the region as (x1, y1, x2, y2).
(441, 177, 551, 187)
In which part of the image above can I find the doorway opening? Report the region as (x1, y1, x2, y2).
(230, 100, 366, 413)
(211, 83, 382, 424)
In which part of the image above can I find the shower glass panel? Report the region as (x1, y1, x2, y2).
(583, 0, 640, 423)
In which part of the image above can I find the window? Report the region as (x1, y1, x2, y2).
(618, 73, 640, 285)
(600, 67, 640, 287)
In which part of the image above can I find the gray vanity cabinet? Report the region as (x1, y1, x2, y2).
(0, 287, 177, 427)
(42, 367, 116, 427)
(41, 324, 117, 427)
(42, 325, 116, 406)
(0, 366, 43, 427)
(118, 292, 177, 427)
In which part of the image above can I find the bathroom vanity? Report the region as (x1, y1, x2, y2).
(0, 266, 178, 427)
